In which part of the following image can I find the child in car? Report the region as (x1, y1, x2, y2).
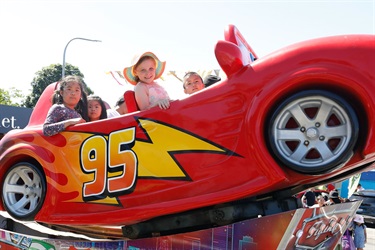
(183, 72, 205, 95)
(43, 75, 88, 136)
(88, 95, 107, 121)
(123, 52, 170, 111)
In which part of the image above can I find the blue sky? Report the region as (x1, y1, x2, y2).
(0, 0, 374, 104)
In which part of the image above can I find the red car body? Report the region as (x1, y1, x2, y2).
(0, 25, 374, 238)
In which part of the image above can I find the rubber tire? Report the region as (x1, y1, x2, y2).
(2, 162, 46, 221)
(267, 90, 359, 174)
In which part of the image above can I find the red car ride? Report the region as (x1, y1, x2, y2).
(0, 25, 374, 239)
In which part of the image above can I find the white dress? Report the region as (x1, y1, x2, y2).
(107, 109, 120, 118)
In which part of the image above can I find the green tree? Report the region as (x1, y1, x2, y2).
(0, 87, 25, 107)
(23, 63, 93, 108)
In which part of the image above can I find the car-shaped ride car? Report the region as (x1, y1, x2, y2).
(0, 25, 374, 239)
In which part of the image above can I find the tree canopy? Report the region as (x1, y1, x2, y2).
(0, 87, 24, 107)
(23, 63, 93, 108)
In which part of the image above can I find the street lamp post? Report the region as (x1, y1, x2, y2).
(62, 37, 101, 79)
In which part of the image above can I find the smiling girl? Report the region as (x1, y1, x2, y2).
(123, 52, 170, 111)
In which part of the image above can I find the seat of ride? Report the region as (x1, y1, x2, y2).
(124, 90, 139, 112)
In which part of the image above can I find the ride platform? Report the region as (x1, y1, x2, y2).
(0, 201, 360, 250)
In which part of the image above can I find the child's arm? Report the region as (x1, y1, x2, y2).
(347, 220, 354, 231)
(134, 84, 150, 110)
(64, 117, 86, 128)
(43, 106, 86, 136)
(43, 117, 85, 136)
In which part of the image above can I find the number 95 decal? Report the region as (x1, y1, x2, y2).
(80, 127, 137, 201)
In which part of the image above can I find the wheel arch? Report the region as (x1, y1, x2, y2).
(0, 151, 48, 183)
(0, 154, 47, 217)
(245, 66, 371, 174)
(1, 158, 47, 221)
(256, 57, 373, 151)
(263, 80, 375, 150)
(266, 88, 359, 173)
(265, 83, 367, 153)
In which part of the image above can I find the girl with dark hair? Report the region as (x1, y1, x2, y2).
(43, 75, 88, 136)
(88, 95, 107, 121)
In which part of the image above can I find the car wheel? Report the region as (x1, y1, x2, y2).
(2, 162, 46, 220)
(268, 90, 359, 173)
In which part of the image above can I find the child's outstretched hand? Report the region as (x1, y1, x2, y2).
(157, 99, 170, 110)
(65, 117, 86, 128)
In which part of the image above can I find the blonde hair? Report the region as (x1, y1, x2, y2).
(133, 56, 156, 83)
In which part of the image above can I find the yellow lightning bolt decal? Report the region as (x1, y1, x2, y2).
(134, 118, 227, 178)
(50, 118, 235, 206)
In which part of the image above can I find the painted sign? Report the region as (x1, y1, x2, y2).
(0, 105, 32, 134)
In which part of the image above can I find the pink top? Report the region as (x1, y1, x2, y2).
(135, 81, 169, 109)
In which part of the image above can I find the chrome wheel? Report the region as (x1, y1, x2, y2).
(2, 163, 45, 220)
(269, 90, 358, 173)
